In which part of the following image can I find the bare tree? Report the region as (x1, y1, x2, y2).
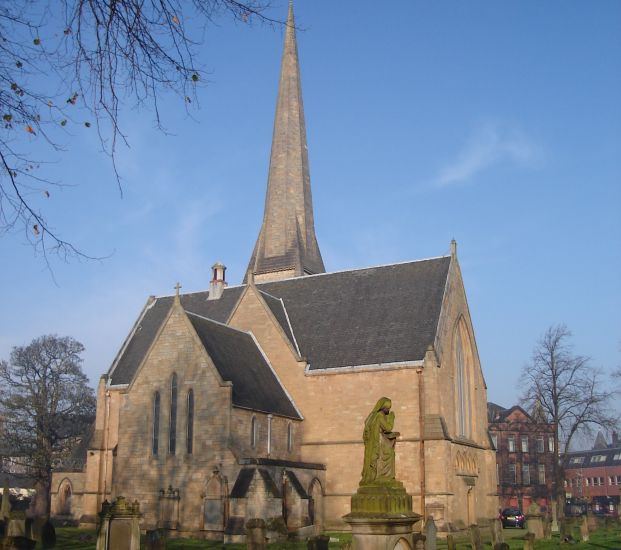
(520, 324, 618, 518)
(1, 0, 279, 262)
(0, 335, 96, 515)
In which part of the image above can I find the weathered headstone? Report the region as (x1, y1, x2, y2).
(2, 536, 37, 550)
(6, 512, 27, 538)
(490, 518, 504, 547)
(550, 502, 559, 533)
(412, 533, 425, 550)
(424, 517, 437, 550)
(145, 528, 166, 550)
(1, 479, 12, 522)
(542, 517, 552, 540)
(468, 524, 483, 550)
(246, 518, 267, 550)
(559, 518, 574, 543)
(96, 496, 141, 550)
(307, 535, 330, 550)
(28, 517, 56, 549)
(446, 534, 456, 550)
(579, 515, 589, 542)
(523, 532, 535, 550)
(494, 544, 509, 550)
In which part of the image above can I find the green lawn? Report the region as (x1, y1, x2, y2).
(50, 525, 620, 550)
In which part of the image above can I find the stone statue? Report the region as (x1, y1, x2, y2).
(361, 397, 400, 485)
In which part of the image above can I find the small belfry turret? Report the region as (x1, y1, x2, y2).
(245, 1, 325, 283)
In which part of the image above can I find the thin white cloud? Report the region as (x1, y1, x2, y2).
(433, 122, 542, 187)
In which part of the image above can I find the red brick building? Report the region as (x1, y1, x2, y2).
(564, 434, 621, 516)
(488, 403, 556, 511)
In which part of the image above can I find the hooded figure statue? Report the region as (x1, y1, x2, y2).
(360, 397, 400, 485)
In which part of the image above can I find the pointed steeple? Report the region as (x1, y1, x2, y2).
(245, 1, 325, 283)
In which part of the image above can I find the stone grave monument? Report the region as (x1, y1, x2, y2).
(525, 502, 543, 539)
(96, 496, 141, 550)
(343, 397, 421, 550)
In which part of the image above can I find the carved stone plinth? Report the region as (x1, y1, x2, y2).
(344, 484, 420, 550)
(351, 482, 412, 515)
(343, 514, 421, 550)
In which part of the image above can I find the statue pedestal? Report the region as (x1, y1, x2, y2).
(343, 514, 421, 550)
(343, 483, 421, 550)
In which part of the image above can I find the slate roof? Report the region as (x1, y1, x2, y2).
(108, 256, 450, 385)
(259, 257, 451, 370)
(187, 313, 300, 419)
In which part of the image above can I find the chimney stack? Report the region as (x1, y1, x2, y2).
(208, 262, 227, 300)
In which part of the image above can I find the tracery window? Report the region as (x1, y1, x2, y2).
(186, 389, 194, 455)
(152, 391, 161, 455)
(169, 373, 178, 455)
(454, 320, 472, 437)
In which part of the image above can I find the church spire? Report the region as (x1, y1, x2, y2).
(245, 1, 325, 283)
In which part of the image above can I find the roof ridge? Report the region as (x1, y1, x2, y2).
(256, 254, 451, 286)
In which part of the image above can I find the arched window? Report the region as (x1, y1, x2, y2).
(186, 389, 194, 455)
(287, 423, 293, 452)
(169, 373, 178, 455)
(250, 415, 257, 449)
(455, 319, 472, 437)
(152, 391, 161, 455)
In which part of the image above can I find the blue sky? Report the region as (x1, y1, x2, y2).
(1, 1, 620, 416)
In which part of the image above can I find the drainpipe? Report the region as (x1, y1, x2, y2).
(416, 368, 425, 519)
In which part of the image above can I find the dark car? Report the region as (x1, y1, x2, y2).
(500, 508, 525, 528)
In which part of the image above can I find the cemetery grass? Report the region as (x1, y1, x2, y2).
(52, 526, 621, 549)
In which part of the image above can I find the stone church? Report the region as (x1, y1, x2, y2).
(51, 2, 498, 538)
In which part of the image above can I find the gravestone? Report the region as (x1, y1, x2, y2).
(525, 502, 544, 540)
(579, 515, 589, 542)
(412, 533, 425, 550)
(559, 518, 574, 543)
(246, 518, 267, 550)
(1, 480, 10, 521)
(490, 518, 504, 547)
(494, 544, 509, 550)
(157, 486, 180, 530)
(550, 502, 559, 533)
(542, 517, 552, 539)
(28, 517, 56, 549)
(446, 534, 456, 550)
(424, 517, 437, 550)
(523, 532, 535, 550)
(1, 536, 37, 550)
(145, 528, 166, 550)
(95, 496, 141, 550)
(468, 524, 483, 550)
(307, 535, 330, 550)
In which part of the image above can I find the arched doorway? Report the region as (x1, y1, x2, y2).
(308, 479, 323, 530)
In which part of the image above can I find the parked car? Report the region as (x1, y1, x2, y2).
(500, 508, 525, 528)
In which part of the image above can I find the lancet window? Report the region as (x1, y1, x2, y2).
(152, 391, 161, 455)
(186, 389, 194, 455)
(169, 373, 178, 455)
